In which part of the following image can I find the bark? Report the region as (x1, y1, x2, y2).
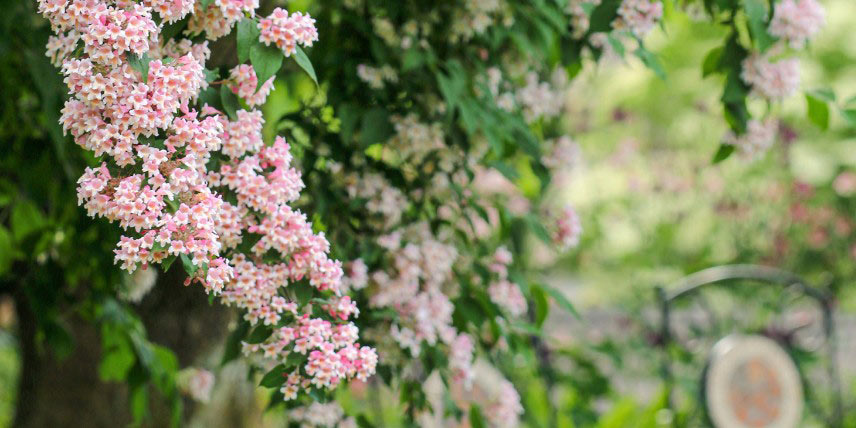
(11, 263, 231, 428)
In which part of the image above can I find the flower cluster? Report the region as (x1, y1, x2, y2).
(188, 0, 258, 40)
(369, 223, 460, 355)
(39, 0, 374, 401)
(480, 67, 569, 123)
(485, 380, 524, 428)
(613, 0, 664, 37)
(357, 64, 398, 90)
(565, 0, 602, 38)
(387, 115, 446, 164)
(289, 402, 357, 428)
(487, 247, 527, 317)
(228, 65, 275, 108)
(450, 0, 510, 42)
(741, 53, 800, 100)
(177, 367, 215, 403)
(258, 8, 319, 57)
(554, 205, 583, 251)
(724, 119, 778, 159)
(769, 0, 825, 49)
(346, 173, 408, 228)
(245, 315, 377, 396)
(739, 0, 824, 101)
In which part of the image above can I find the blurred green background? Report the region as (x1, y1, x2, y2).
(3, 0, 856, 426)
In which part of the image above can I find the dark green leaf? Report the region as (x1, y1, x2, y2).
(246, 324, 273, 344)
(712, 144, 735, 164)
(0, 227, 13, 276)
(250, 43, 283, 92)
(490, 161, 519, 181)
(180, 253, 198, 276)
(294, 284, 314, 306)
(284, 351, 308, 369)
(531, 285, 549, 328)
(540, 283, 580, 319)
(203, 68, 219, 83)
(220, 85, 239, 121)
(359, 108, 393, 147)
(743, 0, 777, 52)
(11, 200, 45, 241)
(259, 364, 287, 387)
(127, 52, 152, 83)
(161, 255, 177, 273)
(587, 0, 622, 33)
(221, 320, 251, 366)
(702, 47, 723, 77)
(293, 46, 318, 85)
(236, 19, 260, 64)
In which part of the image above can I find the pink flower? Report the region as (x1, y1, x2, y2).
(769, 0, 825, 49)
(258, 8, 319, 57)
(741, 53, 800, 99)
(554, 205, 582, 251)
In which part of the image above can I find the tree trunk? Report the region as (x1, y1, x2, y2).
(11, 264, 231, 428)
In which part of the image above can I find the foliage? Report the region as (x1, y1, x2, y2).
(0, 0, 844, 426)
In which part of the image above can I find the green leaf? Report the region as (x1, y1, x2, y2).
(180, 253, 198, 276)
(236, 19, 260, 64)
(250, 43, 283, 92)
(806, 93, 830, 130)
(220, 85, 239, 121)
(203, 68, 219, 83)
(294, 284, 313, 306)
(293, 46, 318, 86)
(259, 364, 287, 387)
(587, 0, 622, 33)
(160, 17, 188, 42)
(808, 88, 836, 103)
(284, 351, 308, 369)
(338, 103, 360, 144)
(634, 47, 666, 80)
(401, 49, 424, 71)
(540, 283, 580, 319)
(11, 200, 46, 241)
(469, 405, 487, 428)
(246, 324, 273, 344)
(605, 34, 625, 58)
(712, 144, 735, 164)
(127, 52, 152, 83)
(531, 285, 549, 328)
(99, 346, 136, 381)
(0, 227, 13, 276)
(161, 255, 177, 273)
(840, 108, 856, 127)
(490, 161, 519, 181)
(221, 320, 251, 366)
(702, 46, 723, 77)
(525, 215, 552, 244)
(359, 108, 393, 147)
(743, 0, 777, 52)
(199, 0, 215, 9)
(130, 385, 149, 425)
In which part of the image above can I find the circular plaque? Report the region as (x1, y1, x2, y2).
(705, 335, 803, 428)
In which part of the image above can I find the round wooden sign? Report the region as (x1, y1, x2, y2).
(705, 335, 803, 428)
